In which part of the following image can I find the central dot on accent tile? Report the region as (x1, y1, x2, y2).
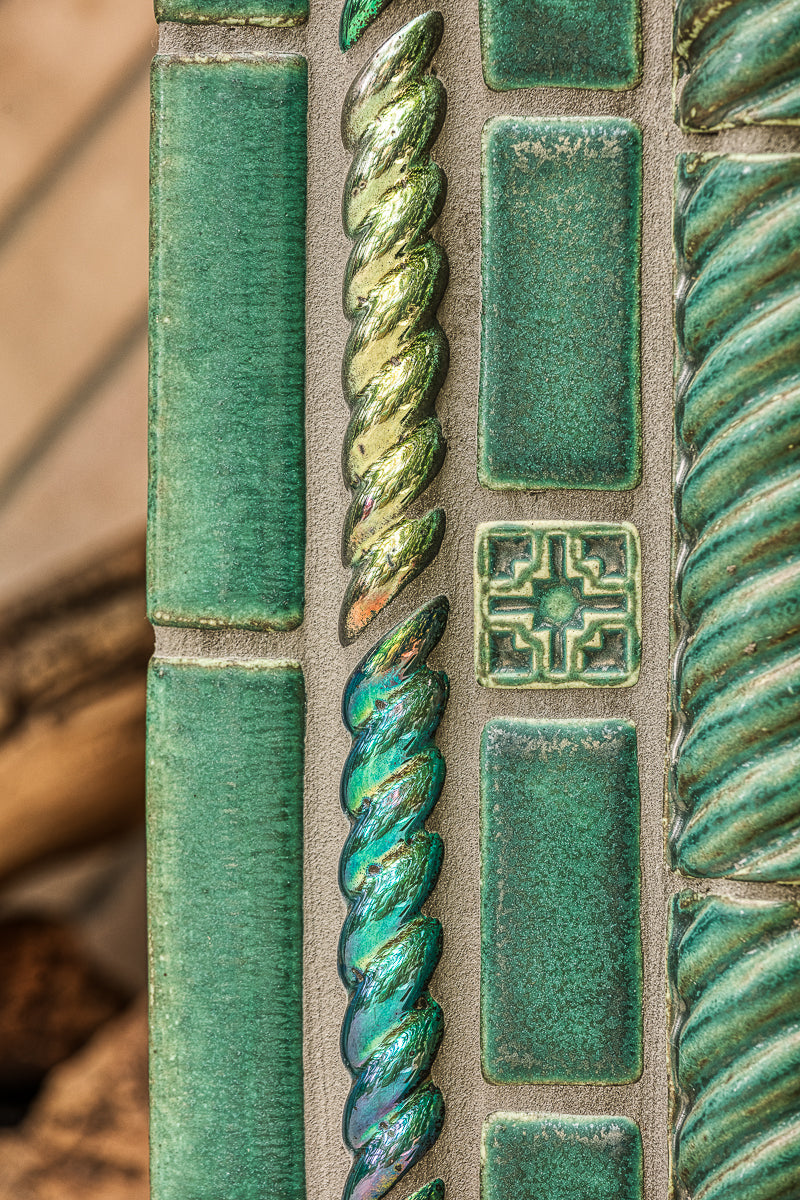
(540, 585, 579, 625)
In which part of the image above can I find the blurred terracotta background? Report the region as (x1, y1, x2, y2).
(0, 2, 157, 1194)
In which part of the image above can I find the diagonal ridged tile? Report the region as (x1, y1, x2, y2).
(671, 154, 800, 882)
(674, 0, 800, 131)
(669, 893, 800, 1200)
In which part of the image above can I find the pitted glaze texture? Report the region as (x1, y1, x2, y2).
(340, 13, 449, 644)
(671, 154, 800, 882)
(669, 893, 800, 1200)
(339, 598, 449, 1200)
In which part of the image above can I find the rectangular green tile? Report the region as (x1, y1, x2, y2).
(479, 117, 642, 491)
(481, 719, 642, 1084)
(482, 1113, 643, 1200)
(149, 55, 307, 630)
(147, 657, 305, 1200)
(479, 0, 641, 91)
(156, 0, 307, 24)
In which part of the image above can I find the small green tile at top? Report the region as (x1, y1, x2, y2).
(475, 521, 642, 689)
(156, 0, 307, 24)
(479, 116, 642, 491)
(482, 1113, 643, 1200)
(479, 0, 641, 91)
(481, 719, 643, 1085)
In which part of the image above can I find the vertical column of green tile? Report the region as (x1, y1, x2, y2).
(147, 658, 306, 1199)
(479, 117, 642, 491)
(480, 719, 643, 1084)
(149, 55, 308, 630)
(479, 0, 641, 91)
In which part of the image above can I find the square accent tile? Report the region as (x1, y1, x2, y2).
(475, 520, 642, 688)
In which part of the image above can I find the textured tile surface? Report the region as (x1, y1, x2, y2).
(481, 719, 643, 1084)
(669, 893, 800, 1200)
(482, 1114, 643, 1200)
(480, 0, 641, 91)
(674, 0, 800, 132)
(147, 657, 305, 1200)
(156, 0, 307, 24)
(475, 521, 641, 689)
(671, 154, 800, 882)
(148, 55, 307, 630)
(479, 117, 641, 491)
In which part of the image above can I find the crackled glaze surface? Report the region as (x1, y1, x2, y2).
(669, 893, 800, 1200)
(671, 154, 800, 882)
(340, 599, 449, 1200)
(475, 521, 641, 688)
(674, 0, 800, 132)
(339, 14, 449, 644)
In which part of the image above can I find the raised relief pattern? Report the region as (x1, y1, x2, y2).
(475, 521, 641, 689)
(340, 13, 449, 645)
(674, 0, 800, 131)
(669, 893, 800, 1200)
(671, 155, 800, 882)
(340, 0, 397, 49)
(339, 598, 449, 1200)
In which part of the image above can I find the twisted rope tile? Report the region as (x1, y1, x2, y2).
(340, 596, 449, 1200)
(674, 0, 800, 131)
(669, 893, 800, 1200)
(670, 153, 800, 882)
(339, 12, 448, 645)
(340, 0, 396, 50)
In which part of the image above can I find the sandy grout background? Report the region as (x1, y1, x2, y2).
(156, 4, 800, 1198)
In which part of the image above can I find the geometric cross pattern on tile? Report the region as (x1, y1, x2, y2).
(475, 521, 641, 688)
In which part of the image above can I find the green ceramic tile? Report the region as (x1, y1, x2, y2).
(481, 719, 643, 1084)
(675, 0, 800, 131)
(147, 657, 305, 1200)
(149, 55, 307, 630)
(479, 117, 642, 491)
(475, 521, 641, 689)
(668, 893, 800, 1200)
(671, 154, 800, 883)
(482, 1114, 643, 1200)
(156, 0, 307, 24)
(480, 0, 641, 91)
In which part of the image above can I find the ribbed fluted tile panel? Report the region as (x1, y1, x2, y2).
(669, 893, 800, 1200)
(674, 0, 800, 131)
(670, 153, 800, 882)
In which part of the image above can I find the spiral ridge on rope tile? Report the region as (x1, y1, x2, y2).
(670, 153, 800, 882)
(339, 11, 449, 645)
(339, 596, 449, 1200)
(669, 893, 800, 1200)
(674, 0, 800, 131)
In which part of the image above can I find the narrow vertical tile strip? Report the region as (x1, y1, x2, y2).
(674, 0, 800, 132)
(155, 0, 308, 24)
(480, 118, 642, 491)
(339, 598, 449, 1200)
(147, 658, 306, 1200)
(149, 55, 308, 630)
(340, 0, 396, 50)
(668, 893, 800, 1200)
(340, 13, 449, 645)
(480, 719, 643, 1084)
(671, 154, 800, 882)
(479, 0, 642, 91)
(482, 1113, 643, 1200)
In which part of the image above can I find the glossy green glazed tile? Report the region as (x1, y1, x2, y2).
(480, 0, 641, 91)
(675, 0, 800, 132)
(339, 0, 396, 49)
(671, 154, 800, 882)
(475, 521, 641, 689)
(482, 1114, 643, 1200)
(668, 893, 800, 1200)
(147, 657, 305, 1200)
(155, 0, 307, 25)
(480, 719, 643, 1084)
(479, 117, 642, 491)
(149, 56, 307, 630)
